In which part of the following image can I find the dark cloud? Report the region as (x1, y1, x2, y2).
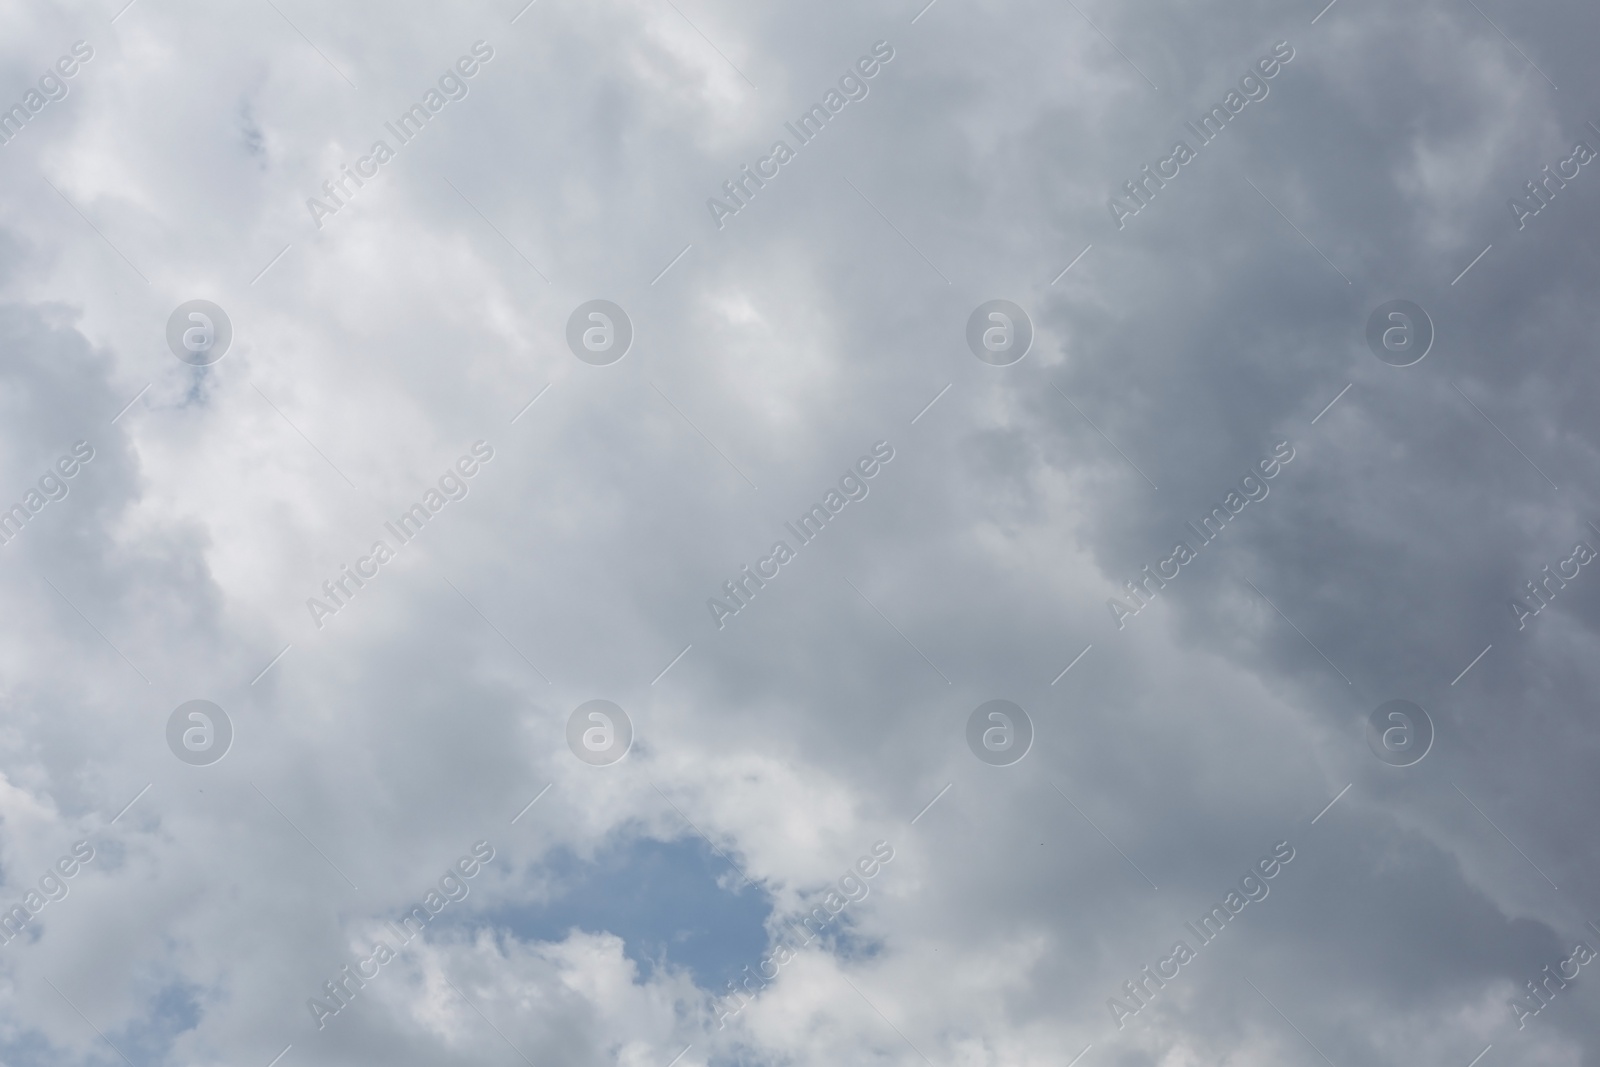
(0, 0, 1595, 1065)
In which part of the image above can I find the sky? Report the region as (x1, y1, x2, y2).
(0, 0, 1597, 1065)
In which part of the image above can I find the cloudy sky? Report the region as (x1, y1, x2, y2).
(0, 0, 1598, 1064)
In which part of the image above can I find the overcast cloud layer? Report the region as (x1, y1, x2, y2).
(1, 0, 1598, 1065)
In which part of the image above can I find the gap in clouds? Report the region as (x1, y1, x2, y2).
(0, 978, 201, 1067)
(482, 832, 771, 992)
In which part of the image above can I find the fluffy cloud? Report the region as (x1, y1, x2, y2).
(0, 0, 1597, 1065)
